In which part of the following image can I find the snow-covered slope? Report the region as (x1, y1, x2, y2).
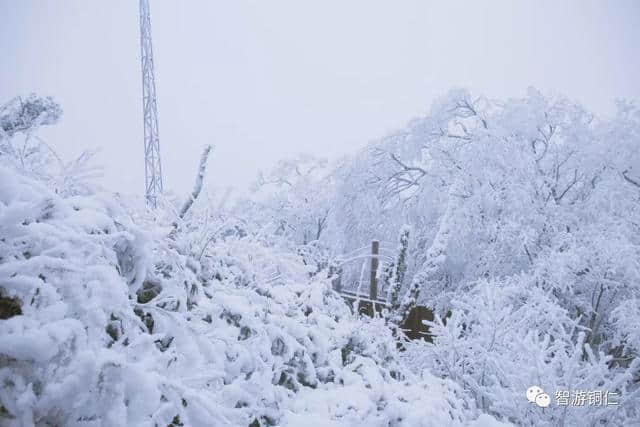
(0, 162, 505, 426)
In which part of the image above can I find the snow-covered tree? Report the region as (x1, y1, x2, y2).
(327, 88, 640, 425)
(0, 94, 62, 140)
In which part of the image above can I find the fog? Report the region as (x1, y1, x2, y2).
(1, 0, 638, 197)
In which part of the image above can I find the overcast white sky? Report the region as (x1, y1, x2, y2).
(1, 1, 639, 198)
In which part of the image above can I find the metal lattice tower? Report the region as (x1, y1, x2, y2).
(139, 0, 163, 207)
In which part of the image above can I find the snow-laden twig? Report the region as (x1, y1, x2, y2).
(197, 220, 230, 261)
(179, 144, 213, 220)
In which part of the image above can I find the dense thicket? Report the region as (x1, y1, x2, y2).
(253, 89, 640, 426)
(2, 89, 639, 426)
(0, 96, 504, 426)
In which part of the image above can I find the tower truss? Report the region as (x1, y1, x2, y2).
(139, 0, 163, 207)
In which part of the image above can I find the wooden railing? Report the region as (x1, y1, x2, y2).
(332, 240, 438, 342)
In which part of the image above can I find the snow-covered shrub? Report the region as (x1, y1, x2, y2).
(0, 95, 62, 140)
(0, 108, 504, 426)
(405, 279, 640, 426)
(324, 89, 640, 425)
(0, 95, 101, 198)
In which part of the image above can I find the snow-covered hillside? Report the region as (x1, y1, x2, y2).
(0, 100, 504, 426)
(2, 89, 640, 426)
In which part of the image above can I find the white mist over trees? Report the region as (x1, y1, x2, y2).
(1, 89, 639, 426)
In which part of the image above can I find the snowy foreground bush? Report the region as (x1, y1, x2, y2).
(0, 104, 504, 425)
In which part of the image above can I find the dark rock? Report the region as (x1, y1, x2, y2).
(0, 292, 22, 320)
(136, 280, 162, 304)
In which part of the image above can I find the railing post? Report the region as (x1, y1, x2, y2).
(329, 264, 342, 292)
(370, 240, 379, 301)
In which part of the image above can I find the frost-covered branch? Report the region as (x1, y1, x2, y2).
(385, 226, 410, 323)
(622, 169, 640, 188)
(178, 144, 213, 220)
